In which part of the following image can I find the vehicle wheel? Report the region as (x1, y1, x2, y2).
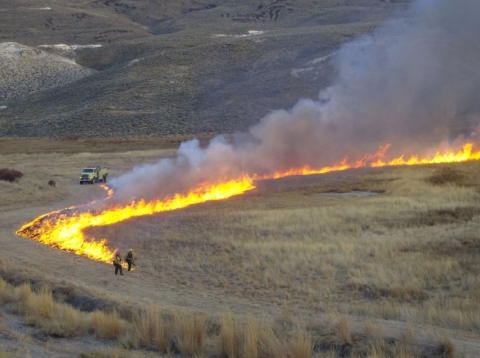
(80, 182, 83, 185)
(103, 175, 107, 183)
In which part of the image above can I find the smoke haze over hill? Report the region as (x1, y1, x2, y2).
(109, 0, 480, 203)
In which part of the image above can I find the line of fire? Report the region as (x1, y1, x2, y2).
(16, 143, 480, 263)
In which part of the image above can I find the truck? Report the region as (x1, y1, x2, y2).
(79, 166, 108, 184)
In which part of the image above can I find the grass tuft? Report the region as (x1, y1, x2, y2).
(93, 310, 126, 339)
(287, 330, 313, 358)
(335, 316, 352, 344)
(217, 312, 239, 358)
(172, 311, 207, 356)
(434, 336, 456, 357)
(28, 284, 53, 318)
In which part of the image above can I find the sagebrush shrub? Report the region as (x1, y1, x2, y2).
(0, 168, 23, 182)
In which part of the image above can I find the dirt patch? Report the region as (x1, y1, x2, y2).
(316, 191, 381, 198)
(426, 167, 465, 186)
(384, 207, 480, 228)
(429, 235, 480, 274)
(345, 282, 429, 302)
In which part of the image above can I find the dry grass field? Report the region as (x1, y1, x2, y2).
(1, 138, 480, 357)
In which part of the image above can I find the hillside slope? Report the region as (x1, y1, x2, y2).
(0, 0, 410, 138)
(0, 42, 97, 100)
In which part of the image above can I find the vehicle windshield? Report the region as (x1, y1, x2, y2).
(83, 168, 94, 173)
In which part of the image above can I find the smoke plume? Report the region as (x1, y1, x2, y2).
(110, 0, 480, 203)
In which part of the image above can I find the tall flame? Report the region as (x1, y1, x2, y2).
(16, 143, 480, 263)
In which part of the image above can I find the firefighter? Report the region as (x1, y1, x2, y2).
(113, 252, 124, 275)
(125, 249, 135, 271)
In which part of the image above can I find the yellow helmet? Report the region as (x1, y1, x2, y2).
(129, 249, 133, 252)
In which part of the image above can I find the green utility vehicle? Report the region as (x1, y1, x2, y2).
(79, 166, 108, 184)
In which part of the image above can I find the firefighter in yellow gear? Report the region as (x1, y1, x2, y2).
(113, 252, 124, 275)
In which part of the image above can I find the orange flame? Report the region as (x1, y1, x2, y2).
(16, 143, 480, 263)
(17, 178, 255, 262)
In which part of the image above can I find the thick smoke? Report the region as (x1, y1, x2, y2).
(110, 0, 480, 203)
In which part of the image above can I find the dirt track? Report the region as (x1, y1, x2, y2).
(1, 199, 284, 318)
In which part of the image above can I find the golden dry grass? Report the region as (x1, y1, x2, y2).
(0, 136, 214, 155)
(89, 162, 480, 333)
(0, 266, 469, 358)
(78, 347, 164, 358)
(1, 141, 480, 357)
(93, 310, 127, 340)
(0, 148, 176, 207)
(171, 311, 207, 356)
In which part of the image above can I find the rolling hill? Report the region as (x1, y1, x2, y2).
(0, 0, 410, 139)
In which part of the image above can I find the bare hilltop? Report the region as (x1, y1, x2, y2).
(0, 0, 409, 139)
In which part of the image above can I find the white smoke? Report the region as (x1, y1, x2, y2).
(110, 0, 480, 203)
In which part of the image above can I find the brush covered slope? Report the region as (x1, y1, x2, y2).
(0, 0, 409, 139)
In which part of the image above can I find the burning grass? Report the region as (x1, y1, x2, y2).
(1, 146, 480, 356)
(85, 162, 480, 332)
(14, 143, 480, 264)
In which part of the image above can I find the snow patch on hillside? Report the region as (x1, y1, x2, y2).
(212, 30, 267, 38)
(39, 44, 102, 52)
(38, 44, 102, 58)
